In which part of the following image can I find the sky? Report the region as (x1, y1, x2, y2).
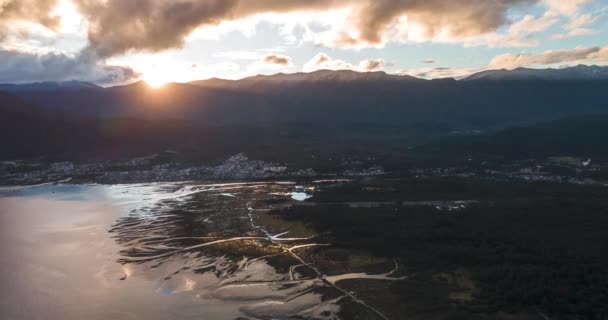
(1, 0, 607, 86)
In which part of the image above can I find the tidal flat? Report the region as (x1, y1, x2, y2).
(0, 181, 406, 320)
(1, 176, 608, 320)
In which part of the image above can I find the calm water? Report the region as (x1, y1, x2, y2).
(0, 182, 403, 320)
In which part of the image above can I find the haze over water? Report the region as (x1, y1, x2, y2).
(0, 184, 219, 319)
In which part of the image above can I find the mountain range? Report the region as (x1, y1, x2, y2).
(1, 66, 608, 160)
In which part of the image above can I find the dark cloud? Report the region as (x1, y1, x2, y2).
(0, 49, 140, 84)
(74, 0, 341, 57)
(0, 0, 60, 38)
(75, 0, 235, 57)
(423, 59, 436, 64)
(263, 54, 291, 65)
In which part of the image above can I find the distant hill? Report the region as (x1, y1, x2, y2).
(465, 65, 608, 81)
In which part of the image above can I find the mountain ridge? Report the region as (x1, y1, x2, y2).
(188, 69, 422, 89)
(464, 65, 608, 81)
(2, 66, 608, 93)
(0, 80, 102, 92)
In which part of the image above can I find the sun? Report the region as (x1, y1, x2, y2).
(143, 75, 169, 89)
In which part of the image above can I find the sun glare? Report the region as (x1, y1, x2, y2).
(143, 75, 169, 89)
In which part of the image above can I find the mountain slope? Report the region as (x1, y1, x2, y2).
(415, 114, 608, 159)
(0, 92, 59, 158)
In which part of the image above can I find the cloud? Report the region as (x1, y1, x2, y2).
(263, 54, 291, 66)
(543, 0, 601, 40)
(73, 0, 343, 57)
(423, 59, 436, 64)
(0, 0, 61, 38)
(213, 51, 265, 61)
(509, 12, 559, 35)
(303, 53, 386, 72)
(552, 27, 596, 39)
(334, 0, 537, 47)
(552, 12, 599, 39)
(360, 59, 385, 71)
(303, 53, 351, 71)
(544, 0, 591, 17)
(246, 56, 293, 76)
(567, 12, 597, 29)
(398, 66, 482, 79)
(65, 0, 540, 57)
(0, 0, 549, 57)
(0, 49, 139, 84)
(488, 46, 608, 69)
(472, 11, 558, 48)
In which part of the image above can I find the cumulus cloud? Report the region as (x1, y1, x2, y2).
(488, 46, 608, 69)
(263, 54, 291, 66)
(0, 49, 139, 84)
